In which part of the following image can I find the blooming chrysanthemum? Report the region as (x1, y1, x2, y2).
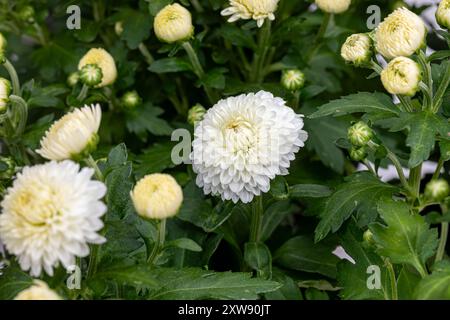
(375, 7, 426, 59)
(131, 174, 183, 220)
(78, 48, 117, 87)
(221, 0, 280, 28)
(14, 280, 62, 300)
(381, 56, 421, 96)
(315, 0, 351, 14)
(341, 33, 373, 66)
(191, 91, 308, 203)
(154, 3, 194, 43)
(36, 104, 101, 161)
(0, 161, 107, 276)
(437, 0, 450, 30)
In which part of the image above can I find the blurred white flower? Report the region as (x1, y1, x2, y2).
(375, 7, 427, 59)
(381, 56, 421, 96)
(154, 3, 194, 43)
(315, 0, 351, 14)
(191, 91, 308, 203)
(36, 104, 101, 161)
(221, 0, 280, 27)
(0, 160, 107, 276)
(14, 280, 62, 300)
(78, 48, 117, 87)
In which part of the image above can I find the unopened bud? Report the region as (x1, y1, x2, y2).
(348, 122, 373, 147)
(425, 179, 449, 202)
(188, 103, 206, 126)
(79, 64, 103, 87)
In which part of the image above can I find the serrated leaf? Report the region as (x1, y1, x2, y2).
(290, 184, 332, 198)
(149, 57, 192, 74)
(165, 238, 203, 252)
(370, 198, 439, 275)
(120, 10, 152, 49)
(244, 242, 272, 279)
(309, 92, 398, 119)
(126, 103, 173, 140)
(0, 263, 34, 300)
(414, 261, 450, 299)
(134, 142, 177, 179)
(315, 172, 399, 242)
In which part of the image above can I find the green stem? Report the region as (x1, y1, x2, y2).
(418, 51, 433, 110)
(432, 158, 445, 181)
(385, 259, 398, 300)
(249, 196, 263, 243)
(33, 23, 47, 46)
(398, 95, 414, 112)
(3, 59, 20, 95)
(409, 164, 422, 200)
(254, 21, 272, 83)
(370, 60, 383, 75)
(190, 0, 204, 12)
(432, 61, 450, 113)
(363, 159, 377, 176)
(138, 43, 154, 65)
(436, 222, 449, 263)
(76, 84, 89, 102)
(181, 41, 216, 104)
(306, 13, 331, 62)
(147, 219, 166, 265)
(85, 154, 104, 181)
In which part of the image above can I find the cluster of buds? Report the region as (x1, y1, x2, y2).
(347, 121, 373, 162)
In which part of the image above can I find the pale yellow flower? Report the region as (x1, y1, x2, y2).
(78, 48, 117, 87)
(221, 0, 280, 27)
(14, 280, 62, 300)
(341, 33, 373, 66)
(154, 3, 194, 43)
(315, 0, 351, 14)
(437, 0, 450, 29)
(381, 56, 421, 96)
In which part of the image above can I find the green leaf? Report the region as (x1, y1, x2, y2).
(439, 140, 450, 162)
(134, 142, 177, 179)
(201, 68, 227, 89)
(315, 172, 399, 242)
(147, 268, 281, 300)
(414, 261, 450, 299)
(397, 267, 421, 300)
(218, 24, 256, 49)
(260, 200, 295, 242)
(126, 103, 173, 140)
(0, 263, 34, 300)
(270, 176, 289, 200)
(91, 265, 159, 290)
(165, 238, 203, 252)
(309, 92, 399, 119)
(290, 184, 332, 198)
(274, 235, 340, 278)
(120, 10, 152, 49)
(149, 58, 192, 74)
(370, 198, 439, 275)
(264, 269, 303, 300)
(244, 242, 272, 279)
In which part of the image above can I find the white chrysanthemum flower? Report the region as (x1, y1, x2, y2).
(315, 0, 351, 14)
(191, 91, 308, 204)
(154, 3, 194, 43)
(221, 0, 279, 28)
(437, 0, 450, 30)
(131, 174, 183, 220)
(375, 7, 426, 59)
(36, 104, 101, 161)
(0, 78, 11, 112)
(14, 280, 62, 300)
(78, 48, 117, 87)
(381, 56, 421, 96)
(341, 33, 373, 66)
(0, 160, 107, 277)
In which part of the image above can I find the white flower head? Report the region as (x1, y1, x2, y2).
(154, 3, 194, 43)
(381, 56, 421, 96)
(0, 160, 107, 277)
(191, 91, 308, 204)
(315, 0, 351, 14)
(14, 280, 62, 300)
(78, 48, 117, 87)
(221, 0, 280, 28)
(437, 0, 450, 30)
(131, 174, 183, 220)
(36, 104, 102, 161)
(0, 77, 11, 112)
(375, 7, 426, 59)
(341, 33, 373, 66)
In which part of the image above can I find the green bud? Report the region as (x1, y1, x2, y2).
(115, 21, 124, 37)
(79, 64, 103, 87)
(0, 78, 11, 113)
(363, 229, 375, 247)
(281, 69, 305, 91)
(0, 32, 7, 60)
(188, 103, 206, 126)
(121, 90, 142, 109)
(425, 179, 450, 202)
(350, 146, 367, 162)
(67, 72, 80, 87)
(18, 6, 35, 24)
(0, 156, 16, 180)
(348, 121, 373, 147)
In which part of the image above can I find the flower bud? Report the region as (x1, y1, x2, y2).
(18, 5, 35, 24)
(348, 122, 373, 147)
(425, 179, 450, 202)
(363, 229, 375, 247)
(78, 48, 117, 87)
(115, 21, 124, 37)
(341, 33, 373, 67)
(350, 146, 367, 162)
(375, 7, 426, 59)
(14, 280, 61, 300)
(67, 72, 79, 87)
(79, 64, 103, 87)
(436, 0, 450, 30)
(281, 69, 306, 91)
(315, 0, 351, 14)
(0, 32, 7, 62)
(188, 103, 206, 126)
(131, 174, 183, 220)
(381, 56, 421, 97)
(154, 3, 194, 44)
(121, 90, 141, 109)
(0, 156, 16, 180)
(0, 78, 11, 113)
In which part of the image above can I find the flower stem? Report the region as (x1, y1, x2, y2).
(409, 164, 422, 201)
(432, 158, 445, 181)
(418, 51, 433, 110)
(147, 219, 166, 265)
(436, 222, 449, 263)
(85, 154, 104, 181)
(306, 13, 331, 62)
(249, 196, 263, 243)
(385, 259, 398, 300)
(3, 59, 20, 95)
(370, 60, 383, 75)
(181, 41, 216, 104)
(190, 0, 204, 12)
(398, 95, 414, 112)
(138, 43, 154, 65)
(76, 84, 89, 102)
(251, 21, 272, 83)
